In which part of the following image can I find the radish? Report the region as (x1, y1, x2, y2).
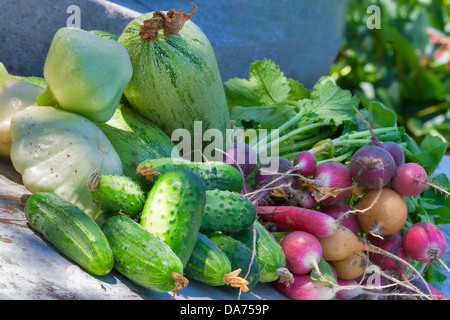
(392, 162, 427, 197)
(382, 141, 405, 167)
(240, 182, 253, 196)
(309, 161, 353, 205)
(319, 203, 359, 234)
(348, 107, 397, 190)
(335, 278, 366, 300)
(331, 251, 368, 280)
(273, 273, 336, 300)
(369, 232, 411, 278)
(256, 205, 338, 237)
(273, 272, 381, 300)
(223, 142, 257, 177)
(403, 222, 449, 272)
(293, 151, 317, 176)
(280, 231, 323, 275)
(255, 157, 292, 188)
(251, 157, 295, 205)
(349, 144, 396, 190)
(356, 188, 408, 236)
(392, 162, 450, 197)
(293, 189, 315, 209)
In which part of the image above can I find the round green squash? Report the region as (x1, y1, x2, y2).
(117, 4, 230, 151)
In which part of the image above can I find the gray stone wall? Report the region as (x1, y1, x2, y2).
(0, 0, 349, 88)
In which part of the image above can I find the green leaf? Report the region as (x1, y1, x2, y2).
(366, 101, 397, 129)
(310, 258, 338, 285)
(288, 78, 311, 100)
(404, 134, 447, 174)
(230, 104, 297, 129)
(224, 59, 291, 108)
(302, 76, 361, 126)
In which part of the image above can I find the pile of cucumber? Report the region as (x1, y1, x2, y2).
(24, 156, 290, 297)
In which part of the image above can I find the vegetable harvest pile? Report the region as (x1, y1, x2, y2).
(1, 3, 450, 300)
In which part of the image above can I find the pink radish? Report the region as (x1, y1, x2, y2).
(349, 144, 396, 190)
(280, 231, 323, 275)
(256, 206, 338, 237)
(319, 203, 359, 234)
(293, 151, 317, 176)
(391, 162, 427, 197)
(392, 162, 449, 197)
(273, 273, 336, 300)
(403, 222, 448, 271)
(311, 161, 353, 205)
(274, 273, 381, 300)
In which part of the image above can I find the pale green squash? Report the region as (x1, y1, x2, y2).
(118, 5, 230, 151)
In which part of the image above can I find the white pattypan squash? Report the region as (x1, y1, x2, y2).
(0, 63, 45, 156)
(10, 106, 123, 218)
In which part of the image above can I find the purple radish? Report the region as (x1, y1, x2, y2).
(294, 189, 316, 209)
(253, 157, 296, 205)
(293, 151, 317, 176)
(335, 278, 365, 300)
(223, 142, 257, 176)
(320, 203, 359, 235)
(255, 157, 292, 188)
(369, 232, 411, 278)
(311, 161, 353, 205)
(391, 162, 427, 197)
(382, 141, 405, 167)
(349, 145, 396, 190)
(239, 182, 253, 196)
(403, 222, 447, 266)
(280, 231, 323, 275)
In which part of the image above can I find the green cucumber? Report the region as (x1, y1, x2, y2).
(184, 233, 249, 291)
(228, 220, 289, 283)
(24, 192, 114, 276)
(140, 170, 206, 267)
(205, 232, 260, 291)
(201, 189, 256, 233)
(87, 169, 145, 218)
(96, 103, 180, 181)
(99, 212, 188, 295)
(136, 157, 243, 192)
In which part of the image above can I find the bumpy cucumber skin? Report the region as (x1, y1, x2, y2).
(89, 174, 145, 218)
(206, 232, 260, 290)
(184, 233, 232, 286)
(140, 170, 206, 267)
(24, 192, 114, 276)
(137, 158, 243, 192)
(228, 220, 286, 283)
(100, 212, 184, 292)
(201, 189, 256, 233)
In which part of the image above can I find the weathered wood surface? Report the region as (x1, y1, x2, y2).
(0, 157, 287, 300)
